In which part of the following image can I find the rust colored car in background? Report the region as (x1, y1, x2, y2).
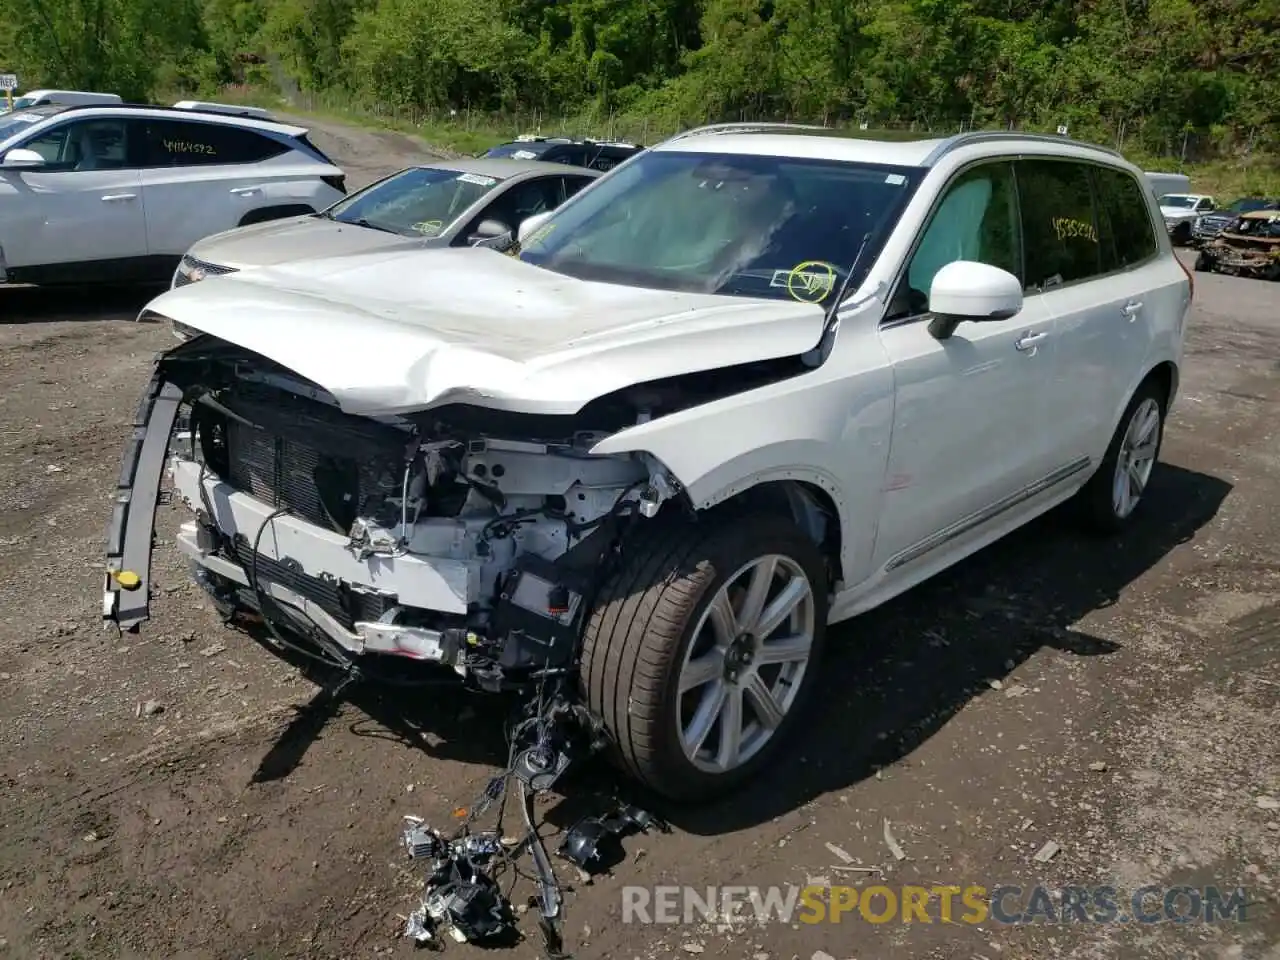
(1195, 209, 1280, 280)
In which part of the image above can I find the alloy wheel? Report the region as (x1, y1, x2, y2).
(675, 554, 817, 774)
(1112, 397, 1161, 519)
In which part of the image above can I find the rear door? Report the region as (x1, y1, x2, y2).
(137, 118, 295, 255)
(1, 116, 147, 271)
(1031, 159, 1165, 465)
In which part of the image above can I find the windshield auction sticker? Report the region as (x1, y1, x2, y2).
(772, 261, 837, 302)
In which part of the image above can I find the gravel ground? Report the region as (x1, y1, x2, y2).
(0, 119, 1277, 960)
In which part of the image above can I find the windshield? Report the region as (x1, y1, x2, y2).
(518, 150, 923, 304)
(1160, 195, 1196, 208)
(325, 166, 505, 237)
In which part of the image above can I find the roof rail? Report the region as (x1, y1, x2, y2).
(38, 101, 286, 123)
(658, 121, 830, 146)
(921, 130, 1124, 166)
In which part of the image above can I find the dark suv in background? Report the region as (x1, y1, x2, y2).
(483, 136, 643, 172)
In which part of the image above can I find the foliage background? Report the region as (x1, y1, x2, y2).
(2, 0, 1277, 170)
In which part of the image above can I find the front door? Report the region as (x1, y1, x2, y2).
(871, 160, 1059, 573)
(1, 116, 146, 273)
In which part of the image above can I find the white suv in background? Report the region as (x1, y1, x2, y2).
(111, 125, 1191, 803)
(0, 103, 346, 285)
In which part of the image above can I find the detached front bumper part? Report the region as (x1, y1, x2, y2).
(104, 367, 183, 631)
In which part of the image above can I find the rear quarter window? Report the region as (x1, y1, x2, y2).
(1094, 166, 1158, 272)
(142, 120, 290, 167)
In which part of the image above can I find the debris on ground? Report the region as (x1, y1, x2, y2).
(1255, 796, 1280, 811)
(883, 820, 907, 861)
(399, 684, 664, 956)
(824, 841, 856, 864)
(1088, 761, 1109, 772)
(1033, 840, 1062, 863)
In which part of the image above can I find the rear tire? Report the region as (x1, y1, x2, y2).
(579, 511, 829, 803)
(1074, 379, 1167, 535)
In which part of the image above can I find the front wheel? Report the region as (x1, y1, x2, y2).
(1194, 251, 1213, 272)
(578, 512, 829, 803)
(1074, 380, 1166, 534)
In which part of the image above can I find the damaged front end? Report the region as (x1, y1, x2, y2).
(104, 334, 680, 693)
(1197, 213, 1280, 280)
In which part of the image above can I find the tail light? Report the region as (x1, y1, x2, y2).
(322, 174, 346, 195)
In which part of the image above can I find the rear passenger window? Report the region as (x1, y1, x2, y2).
(895, 161, 1021, 317)
(1017, 159, 1101, 289)
(1094, 167, 1158, 272)
(142, 120, 289, 167)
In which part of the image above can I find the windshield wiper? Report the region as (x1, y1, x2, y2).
(346, 217, 403, 235)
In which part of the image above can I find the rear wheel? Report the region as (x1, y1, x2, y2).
(1074, 379, 1166, 534)
(579, 512, 828, 803)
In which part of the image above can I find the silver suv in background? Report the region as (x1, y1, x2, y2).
(172, 157, 600, 288)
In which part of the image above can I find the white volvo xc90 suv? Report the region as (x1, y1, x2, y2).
(107, 124, 1192, 803)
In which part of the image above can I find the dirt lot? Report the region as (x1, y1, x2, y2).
(1, 119, 1278, 960)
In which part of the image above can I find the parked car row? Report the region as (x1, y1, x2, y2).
(99, 122, 1193, 803)
(0, 104, 635, 288)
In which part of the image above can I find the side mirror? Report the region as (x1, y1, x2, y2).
(467, 218, 514, 249)
(1, 148, 47, 170)
(517, 210, 554, 244)
(926, 261, 1023, 340)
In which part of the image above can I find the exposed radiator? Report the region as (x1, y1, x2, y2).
(226, 419, 335, 530)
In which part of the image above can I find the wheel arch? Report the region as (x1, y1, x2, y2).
(1143, 359, 1179, 410)
(646, 459, 848, 587)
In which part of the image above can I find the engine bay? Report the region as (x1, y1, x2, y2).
(154, 335, 682, 691)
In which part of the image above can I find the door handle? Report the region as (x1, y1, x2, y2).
(229, 186, 261, 196)
(1122, 300, 1143, 321)
(1014, 331, 1048, 352)
(101, 193, 136, 202)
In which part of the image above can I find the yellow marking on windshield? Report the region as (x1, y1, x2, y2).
(785, 261, 837, 303)
(412, 220, 444, 235)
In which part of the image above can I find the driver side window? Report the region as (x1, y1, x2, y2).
(455, 177, 563, 244)
(889, 162, 1021, 319)
(20, 119, 132, 172)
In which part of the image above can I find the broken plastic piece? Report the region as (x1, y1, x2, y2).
(559, 803, 669, 873)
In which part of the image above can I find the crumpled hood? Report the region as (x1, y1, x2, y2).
(144, 246, 826, 416)
(189, 215, 427, 269)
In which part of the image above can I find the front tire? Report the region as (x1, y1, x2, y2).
(1074, 379, 1166, 534)
(579, 512, 829, 803)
